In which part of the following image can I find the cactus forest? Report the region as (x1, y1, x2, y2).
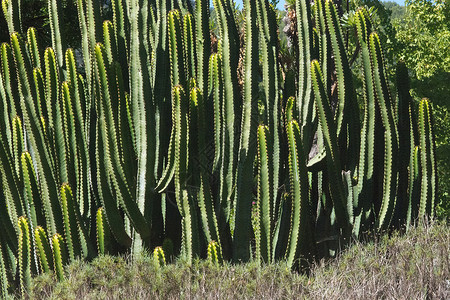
(0, 0, 437, 296)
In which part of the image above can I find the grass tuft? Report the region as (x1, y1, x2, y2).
(30, 222, 449, 299)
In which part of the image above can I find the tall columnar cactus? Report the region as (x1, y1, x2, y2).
(324, 0, 360, 170)
(212, 0, 240, 225)
(396, 61, 415, 225)
(256, 125, 272, 263)
(296, 0, 315, 148)
(1, 0, 21, 33)
(311, 59, 350, 233)
(233, 0, 259, 262)
(51, 233, 66, 281)
(207, 240, 221, 264)
(190, 87, 221, 255)
(96, 207, 106, 255)
(26, 27, 41, 69)
(369, 32, 399, 230)
(34, 226, 53, 273)
(352, 8, 377, 236)
(0, 0, 440, 294)
(0, 244, 8, 299)
(194, 0, 210, 96)
(285, 119, 313, 268)
(21, 152, 41, 230)
(152, 246, 166, 268)
(418, 98, 437, 220)
(256, 0, 282, 227)
(18, 216, 31, 296)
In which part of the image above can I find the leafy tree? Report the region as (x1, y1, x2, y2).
(395, 0, 449, 80)
(383, 1, 405, 21)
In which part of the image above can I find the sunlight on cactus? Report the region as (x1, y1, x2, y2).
(0, 0, 439, 296)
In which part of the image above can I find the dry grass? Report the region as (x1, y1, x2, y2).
(29, 221, 449, 299)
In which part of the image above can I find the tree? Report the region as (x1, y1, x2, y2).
(395, 0, 449, 80)
(383, 1, 405, 21)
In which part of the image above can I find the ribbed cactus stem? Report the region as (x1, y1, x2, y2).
(35, 226, 53, 273)
(1, 0, 21, 33)
(96, 208, 105, 255)
(207, 240, 221, 264)
(311, 59, 349, 232)
(369, 33, 399, 230)
(153, 246, 166, 267)
(257, 125, 272, 263)
(285, 120, 312, 268)
(213, 0, 239, 223)
(48, 0, 65, 69)
(18, 216, 31, 296)
(296, 0, 314, 144)
(51, 233, 65, 281)
(418, 98, 436, 220)
(60, 183, 78, 262)
(0, 244, 7, 299)
(353, 8, 376, 235)
(195, 0, 210, 95)
(21, 152, 40, 229)
(168, 9, 186, 89)
(27, 27, 41, 69)
(233, 0, 259, 262)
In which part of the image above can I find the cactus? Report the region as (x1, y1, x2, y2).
(207, 240, 221, 264)
(153, 246, 166, 267)
(296, 0, 315, 148)
(194, 0, 210, 96)
(96, 207, 106, 255)
(18, 216, 31, 296)
(26, 27, 41, 69)
(208, 53, 223, 174)
(233, 0, 258, 262)
(48, 0, 65, 69)
(311, 59, 350, 233)
(256, 0, 281, 228)
(0, 0, 441, 293)
(352, 8, 377, 236)
(190, 87, 222, 255)
(1, 0, 21, 33)
(35, 226, 53, 273)
(418, 98, 437, 220)
(21, 152, 42, 229)
(51, 233, 66, 281)
(212, 0, 240, 225)
(60, 184, 79, 262)
(0, 244, 8, 299)
(256, 125, 272, 263)
(285, 120, 313, 268)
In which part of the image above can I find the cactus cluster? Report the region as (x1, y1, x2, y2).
(0, 0, 437, 296)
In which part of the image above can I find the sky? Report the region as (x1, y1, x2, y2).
(229, 0, 406, 10)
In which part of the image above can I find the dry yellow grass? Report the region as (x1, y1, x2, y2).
(29, 221, 449, 299)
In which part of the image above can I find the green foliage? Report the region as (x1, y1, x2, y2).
(396, 0, 449, 79)
(383, 1, 405, 21)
